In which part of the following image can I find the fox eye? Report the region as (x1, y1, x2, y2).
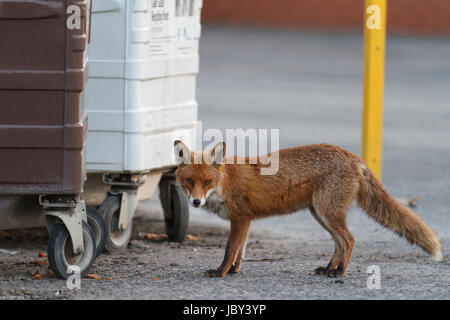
(186, 178, 194, 185)
(204, 180, 212, 186)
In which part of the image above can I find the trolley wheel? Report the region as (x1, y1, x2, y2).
(98, 195, 132, 254)
(47, 221, 96, 279)
(86, 206, 107, 258)
(160, 179, 189, 242)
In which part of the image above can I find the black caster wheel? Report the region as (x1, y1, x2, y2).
(47, 221, 96, 279)
(86, 206, 107, 258)
(98, 195, 132, 254)
(160, 177, 190, 242)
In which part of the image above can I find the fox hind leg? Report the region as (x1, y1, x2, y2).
(312, 206, 354, 277)
(311, 180, 356, 277)
(327, 220, 354, 277)
(309, 205, 342, 275)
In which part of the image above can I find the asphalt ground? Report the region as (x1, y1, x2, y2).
(0, 27, 449, 299)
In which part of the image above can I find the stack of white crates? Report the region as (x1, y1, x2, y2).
(85, 0, 201, 172)
(83, 0, 203, 251)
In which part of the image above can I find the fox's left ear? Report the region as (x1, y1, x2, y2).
(210, 142, 226, 165)
(174, 140, 191, 164)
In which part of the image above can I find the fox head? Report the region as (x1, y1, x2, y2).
(174, 140, 226, 208)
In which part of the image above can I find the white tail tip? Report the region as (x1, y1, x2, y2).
(432, 250, 443, 262)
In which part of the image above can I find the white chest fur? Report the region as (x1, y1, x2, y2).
(204, 189, 230, 220)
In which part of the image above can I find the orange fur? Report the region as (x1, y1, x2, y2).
(174, 141, 443, 278)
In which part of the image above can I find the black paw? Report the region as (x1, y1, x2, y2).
(314, 267, 328, 275)
(227, 263, 241, 274)
(327, 269, 344, 278)
(205, 269, 225, 278)
(227, 267, 237, 274)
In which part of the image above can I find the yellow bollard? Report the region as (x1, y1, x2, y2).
(362, 0, 387, 180)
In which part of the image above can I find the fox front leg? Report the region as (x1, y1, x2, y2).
(205, 217, 251, 277)
(227, 226, 250, 274)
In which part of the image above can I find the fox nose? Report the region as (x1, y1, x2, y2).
(193, 199, 201, 207)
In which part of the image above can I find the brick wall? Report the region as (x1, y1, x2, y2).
(201, 0, 450, 36)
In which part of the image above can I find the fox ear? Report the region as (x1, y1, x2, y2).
(210, 142, 226, 165)
(174, 140, 191, 164)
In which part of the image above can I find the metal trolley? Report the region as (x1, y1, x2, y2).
(82, 0, 203, 253)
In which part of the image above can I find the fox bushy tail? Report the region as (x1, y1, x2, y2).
(357, 164, 443, 261)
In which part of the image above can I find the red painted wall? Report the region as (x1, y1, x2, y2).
(201, 0, 450, 36)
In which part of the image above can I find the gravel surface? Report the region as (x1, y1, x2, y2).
(0, 27, 449, 300)
(0, 202, 448, 300)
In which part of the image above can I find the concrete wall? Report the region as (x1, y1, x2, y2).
(201, 0, 450, 36)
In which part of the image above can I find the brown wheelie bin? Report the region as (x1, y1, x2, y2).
(0, 0, 102, 279)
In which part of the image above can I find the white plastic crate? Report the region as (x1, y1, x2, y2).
(85, 0, 202, 172)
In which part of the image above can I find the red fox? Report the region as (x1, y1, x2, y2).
(174, 140, 443, 278)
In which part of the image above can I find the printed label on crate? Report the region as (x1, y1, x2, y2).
(175, 17, 195, 57)
(174, 0, 197, 57)
(147, 0, 198, 60)
(148, 0, 173, 58)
